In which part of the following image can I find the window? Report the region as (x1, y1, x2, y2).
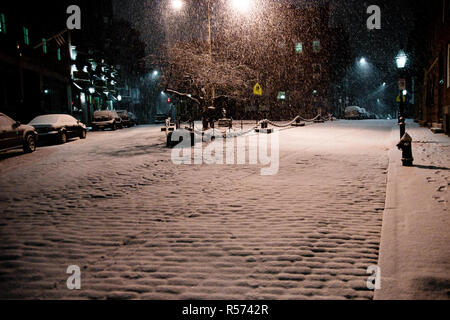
(0, 13, 5, 33)
(295, 42, 303, 54)
(277, 91, 286, 100)
(42, 38, 47, 54)
(313, 40, 321, 53)
(23, 27, 29, 45)
(57, 48, 61, 61)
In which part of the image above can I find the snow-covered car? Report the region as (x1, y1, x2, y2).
(0, 113, 38, 153)
(345, 106, 367, 120)
(117, 110, 137, 128)
(29, 114, 87, 144)
(92, 111, 123, 131)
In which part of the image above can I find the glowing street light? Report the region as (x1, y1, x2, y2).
(171, 0, 183, 10)
(231, 0, 253, 13)
(359, 57, 367, 65)
(396, 50, 408, 69)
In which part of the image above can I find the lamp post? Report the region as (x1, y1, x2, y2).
(395, 50, 414, 166)
(396, 50, 408, 139)
(169, 0, 253, 130)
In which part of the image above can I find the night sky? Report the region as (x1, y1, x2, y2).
(112, 0, 415, 68)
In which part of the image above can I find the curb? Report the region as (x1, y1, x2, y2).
(375, 124, 450, 300)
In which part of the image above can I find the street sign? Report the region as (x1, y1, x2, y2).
(398, 78, 406, 91)
(396, 95, 406, 103)
(253, 83, 263, 96)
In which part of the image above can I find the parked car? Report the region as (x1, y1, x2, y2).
(92, 110, 122, 131)
(345, 106, 368, 120)
(29, 114, 87, 144)
(116, 110, 136, 128)
(0, 113, 38, 153)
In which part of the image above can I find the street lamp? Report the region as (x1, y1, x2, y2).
(171, 0, 183, 10)
(231, 0, 253, 13)
(396, 50, 408, 139)
(359, 57, 367, 65)
(395, 50, 408, 69)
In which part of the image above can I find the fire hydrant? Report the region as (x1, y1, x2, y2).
(397, 132, 414, 167)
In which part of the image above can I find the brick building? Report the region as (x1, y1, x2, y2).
(0, 3, 73, 123)
(417, 0, 450, 135)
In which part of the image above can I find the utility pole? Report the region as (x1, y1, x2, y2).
(203, 0, 215, 130)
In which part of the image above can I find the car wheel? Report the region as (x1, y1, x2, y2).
(59, 131, 67, 144)
(80, 129, 87, 139)
(23, 134, 36, 153)
(112, 123, 117, 131)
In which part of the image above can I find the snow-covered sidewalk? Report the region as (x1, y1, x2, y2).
(376, 122, 450, 300)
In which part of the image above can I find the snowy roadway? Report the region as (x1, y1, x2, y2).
(0, 120, 397, 300)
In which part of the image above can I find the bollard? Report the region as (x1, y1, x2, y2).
(397, 132, 414, 167)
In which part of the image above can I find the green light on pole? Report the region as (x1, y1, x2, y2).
(42, 38, 47, 54)
(23, 27, 29, 45)
(57, 48, 61, 61)
(0, 13, 6, 33)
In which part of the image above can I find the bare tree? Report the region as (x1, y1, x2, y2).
(148, 40, 257, 129)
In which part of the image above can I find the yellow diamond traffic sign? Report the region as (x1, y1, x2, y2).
(396, 95, 406, 103)
(253, 83, 263, 96)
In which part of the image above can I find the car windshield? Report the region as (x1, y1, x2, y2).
(29, 115, 61, 125)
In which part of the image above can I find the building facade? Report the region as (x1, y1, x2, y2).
(418, 0, 450, 135)
(0, 3, 72, 123)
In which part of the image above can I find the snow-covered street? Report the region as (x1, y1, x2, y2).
(0, 120, 400, 299)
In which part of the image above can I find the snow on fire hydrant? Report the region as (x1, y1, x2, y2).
(397, 132, 414, 167)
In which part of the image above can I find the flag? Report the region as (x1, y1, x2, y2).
(55, 33, 66, 47)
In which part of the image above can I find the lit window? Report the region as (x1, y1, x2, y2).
(277, 91, 286, 100)
(313, 40, 321, 53)
(0, 13, 5, 33)
(23, 27, 29, 45)
(295, 42, 303, 54)
(57, 48, 61, 61)
(42, 38, 47, 54)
